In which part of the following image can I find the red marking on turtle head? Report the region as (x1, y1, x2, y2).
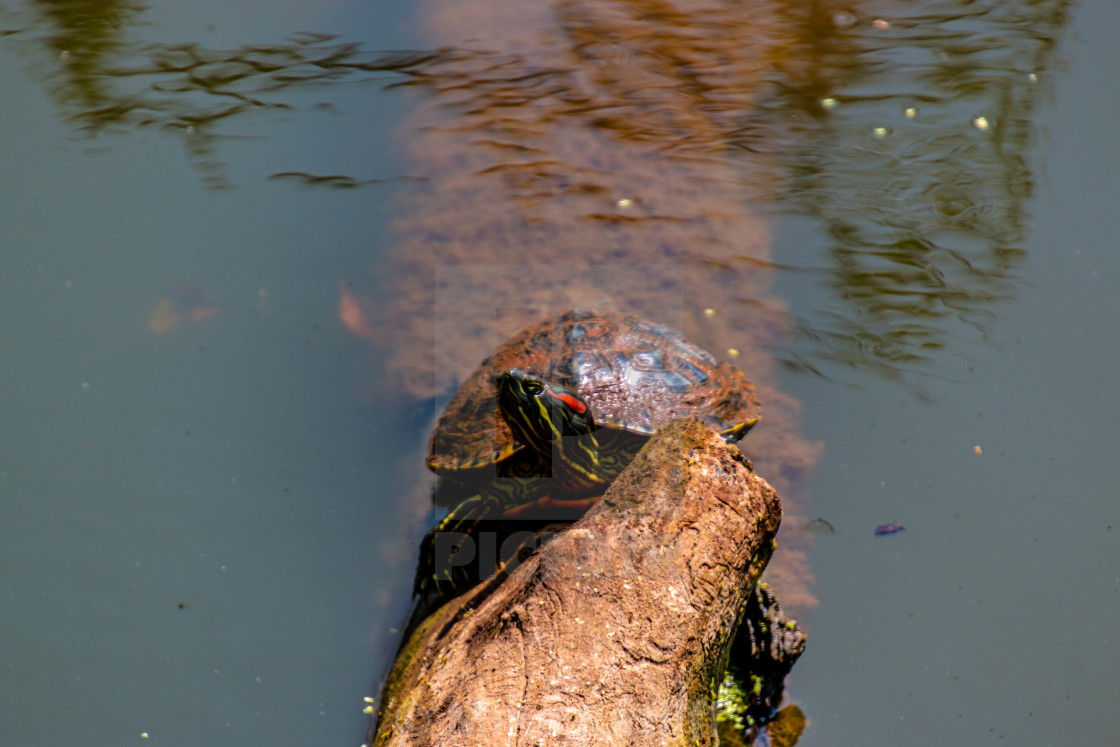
(551, 389, 587, 414)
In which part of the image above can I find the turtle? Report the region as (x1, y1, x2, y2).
(409, 310, 761, 618)
(428, 308, 761, 489)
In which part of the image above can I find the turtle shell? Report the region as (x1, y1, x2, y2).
(428, 309, 760, 475)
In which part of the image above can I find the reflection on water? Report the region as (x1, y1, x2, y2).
(731, 0, 1070, 387)
(5, 0, 1074, 618)
(33, 0, 145, 117)
(5, 0, 1071, 388)
(6, 1, 444, 187)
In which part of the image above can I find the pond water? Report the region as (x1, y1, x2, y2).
(1, 1, 1116, 745)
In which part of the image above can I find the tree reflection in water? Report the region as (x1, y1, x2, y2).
(5, 0, 1071, 391)
(732, 1, 1071, 390)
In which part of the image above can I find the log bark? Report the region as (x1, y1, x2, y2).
(371, 417, 783, 746)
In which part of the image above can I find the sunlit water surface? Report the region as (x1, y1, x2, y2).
(1, 1, 1117, 745)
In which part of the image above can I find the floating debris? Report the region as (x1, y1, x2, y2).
(256, 288, 272, 318)
(802, 517, 835, 535)
(874, 522, 905, 536)
(338, 281, 377, 341)
(148, 284, 219, 333)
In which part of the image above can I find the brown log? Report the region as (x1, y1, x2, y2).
(371, 417, 783, 746)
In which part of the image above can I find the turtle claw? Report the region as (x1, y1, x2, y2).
(721, 416, 759, 444)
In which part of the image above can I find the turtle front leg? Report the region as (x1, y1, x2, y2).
(410, 478, 554, 609)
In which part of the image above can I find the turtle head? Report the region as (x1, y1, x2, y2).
(497, 369, 597, 454)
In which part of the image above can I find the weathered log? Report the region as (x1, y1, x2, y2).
(372, 417, 783, 746)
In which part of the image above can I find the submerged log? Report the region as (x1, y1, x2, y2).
(372, 417, 784, 746)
